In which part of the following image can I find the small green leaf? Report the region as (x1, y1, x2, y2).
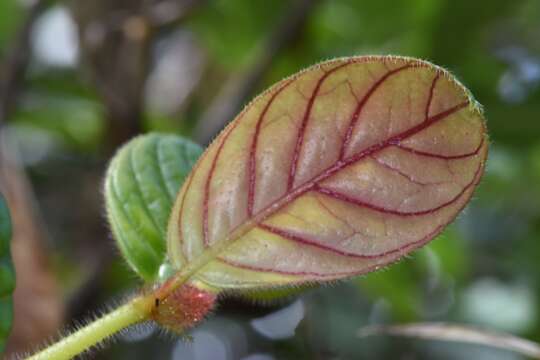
(104, 133, 203, 281)
(0, 192, 14, 355)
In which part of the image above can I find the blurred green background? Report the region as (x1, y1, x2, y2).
(1, 0, 539, 359)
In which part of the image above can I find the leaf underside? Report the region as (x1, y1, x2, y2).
(167, 55, 488, 291)
(105, 133, 203, 281)
(0, 193, 14, 355)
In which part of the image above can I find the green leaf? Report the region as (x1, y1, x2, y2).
(104, 133, 203, 282)
(0, 192, 14, 355)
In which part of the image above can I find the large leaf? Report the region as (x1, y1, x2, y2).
(167, 56, 488, 291)
(0, 192, 14, 355)
(105, 133, 203, 281)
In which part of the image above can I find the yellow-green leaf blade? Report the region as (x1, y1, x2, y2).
(167, 56, 488, 290)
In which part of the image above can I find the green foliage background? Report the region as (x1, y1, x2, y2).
(1, 0, 540, 358)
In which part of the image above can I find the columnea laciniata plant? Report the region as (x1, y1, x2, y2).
(20, 55, 487, 360)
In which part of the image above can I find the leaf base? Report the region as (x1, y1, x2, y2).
(150, 283, 217, 333)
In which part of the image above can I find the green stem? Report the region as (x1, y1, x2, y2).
(24, 257, 204, 359)
(27, 296, 153, 360)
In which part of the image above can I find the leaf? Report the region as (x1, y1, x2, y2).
(105, 133, 203, 281)
(358, 322, 540, 359)
(167, 55, 488, 291)
(0, 192, 14, 355)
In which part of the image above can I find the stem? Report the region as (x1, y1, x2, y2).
(27, 296, 153, 360)
(24, 249, 217, 359)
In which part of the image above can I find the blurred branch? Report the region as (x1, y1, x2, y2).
(0, 0, 47, 124)
(0, 136, 64, 356)
(194, 0, 320, 144)
(359, 322, 540, 359)
(86, 0, 205, 31)
(71, 0, 148, 151)
(70, 0, 205, 152)
(0, 3, 64, 355)
(147, 0, 206, 29)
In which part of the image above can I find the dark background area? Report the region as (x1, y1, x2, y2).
(0, 0, 539, 359)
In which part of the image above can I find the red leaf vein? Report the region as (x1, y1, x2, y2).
(340, 64, 412, 160)
(287, 62, 351, 191)
(248, 79, 294, 216)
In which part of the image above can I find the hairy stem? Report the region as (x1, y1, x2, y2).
(25, 264, 210, 359)
(27, 296, 154, 360)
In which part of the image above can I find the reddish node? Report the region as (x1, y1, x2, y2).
(151, 283, 216, 333)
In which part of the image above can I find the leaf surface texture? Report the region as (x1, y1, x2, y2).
(167, 56, 488, 290)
